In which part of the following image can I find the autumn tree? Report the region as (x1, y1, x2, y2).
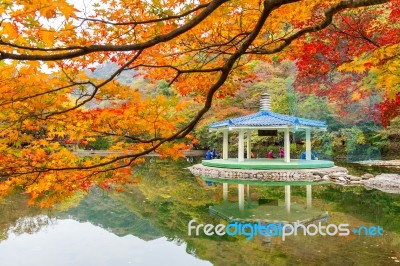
(291, 1, 400, 125)
(0, 0, 396, 206)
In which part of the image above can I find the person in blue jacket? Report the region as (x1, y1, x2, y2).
(205, 150, 213, 160)
(300, 151, 319, 160)
(212, 147, 217, 159)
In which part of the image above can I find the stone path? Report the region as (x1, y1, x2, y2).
(356, 160, 400, 168)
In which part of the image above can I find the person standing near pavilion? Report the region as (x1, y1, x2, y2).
(279, 147, 284, 158)
(212, 147, 218, 159)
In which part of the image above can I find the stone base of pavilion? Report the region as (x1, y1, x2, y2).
(189, 160, 347, 182)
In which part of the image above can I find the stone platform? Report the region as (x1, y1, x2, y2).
(202, 159, 334, 170)
(188, 164, 348, 182)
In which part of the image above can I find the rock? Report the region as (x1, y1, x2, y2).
(313, 172, 325, 178)
(361, 173, 374, 180)
(337, 176, 347, 182)
(322, 175, 330, 181)
(348, 175, 362, 181)
(312, 175, 321, 180)
(363, 174, 400, 194)
(330, 172, 345, 177)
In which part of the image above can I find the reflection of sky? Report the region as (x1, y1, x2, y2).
(0, 219, 211, 266)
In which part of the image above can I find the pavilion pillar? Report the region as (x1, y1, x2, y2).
(223, 130, 229, 160)
(306, 185, 312, 209)
(223, 183, 228, 203)
(246, 129, 251, 159)
(238, 129, 244, 162)
(285, 185, 291, 213)
(284, 128, 291, 163)
(306, 128, 311, 160)
(238, 184, 244, 211)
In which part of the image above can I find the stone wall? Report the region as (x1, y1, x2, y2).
(188, 164, 400, 194)
(188, 164, 348, 182)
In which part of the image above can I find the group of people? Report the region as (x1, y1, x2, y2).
(205, 147, 220, 160)
(267, 147, 284, 159)
(205, 146, 318, 160)
(300, 151, 318, 160)
(206, 147, 285, 159)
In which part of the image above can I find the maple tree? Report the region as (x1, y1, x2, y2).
(291, 1, 400, 125)
(0, 0, 396, 206)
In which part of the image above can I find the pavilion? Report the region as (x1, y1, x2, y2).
(203, 93, 334, 170)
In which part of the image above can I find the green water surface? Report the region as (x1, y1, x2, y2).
(0, 160, 399, 266)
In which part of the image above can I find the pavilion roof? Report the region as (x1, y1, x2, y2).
(209, 111, 327, 130)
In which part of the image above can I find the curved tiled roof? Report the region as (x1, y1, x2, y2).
(209, 111, 326, 129)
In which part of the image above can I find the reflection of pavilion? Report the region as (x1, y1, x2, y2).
(208, 180, 328, 224)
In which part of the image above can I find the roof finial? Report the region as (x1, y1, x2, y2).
(260, 93, 271, 111)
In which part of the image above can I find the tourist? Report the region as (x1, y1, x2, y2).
(300, 151, 319, 160)
(279, 147, 284, 158)
(212, 147, 217, 159)
(267, 150, 275, 159)
(205, 150, 213, 160)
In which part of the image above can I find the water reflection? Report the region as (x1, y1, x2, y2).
(0, 219, 212, 266)
(0, 161, 399, 266)
(8, 215, 56, 236)
(209, 180, 328, 225)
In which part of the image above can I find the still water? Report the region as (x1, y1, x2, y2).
(0, 160, 399, 266)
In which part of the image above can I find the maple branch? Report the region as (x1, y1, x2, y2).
(90, 129, 163, 143)
(77, 3, 210, 26)
(134, 64, 223, 74)
(249, 0, 390, 55)
(43, 50, 143, 118)
(330, 12, 380, 48)
(167, 32, 250, 57)
(0, 0, 228, 61)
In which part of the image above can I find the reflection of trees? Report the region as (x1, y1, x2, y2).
(0, 195, 51, 242)
(8, 215, 56, 236)
(59, 186, 162, 241)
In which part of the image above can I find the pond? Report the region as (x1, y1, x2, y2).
(0, 160, 399, 266)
